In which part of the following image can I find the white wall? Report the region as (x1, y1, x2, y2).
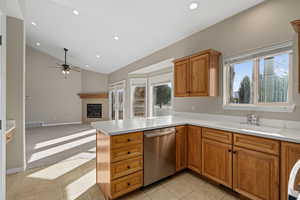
(26, 46, 109, 125)
(6, 16, 25, 171)
(109, 0, 300, 121)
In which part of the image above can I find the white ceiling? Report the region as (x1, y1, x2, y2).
(25, 0, 264, 74)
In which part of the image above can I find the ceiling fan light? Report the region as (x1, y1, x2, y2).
(66, 71, 70, 74)
(62, 70, 66, 74)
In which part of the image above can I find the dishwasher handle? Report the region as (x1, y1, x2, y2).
(144, 129, 176, 138)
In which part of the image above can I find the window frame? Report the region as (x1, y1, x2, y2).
(109, 80, 126, 120)
(148, 73, 173, 117)
(223, 48, 295, 113)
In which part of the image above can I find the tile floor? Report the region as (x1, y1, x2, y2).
(7, 157, 240, 200)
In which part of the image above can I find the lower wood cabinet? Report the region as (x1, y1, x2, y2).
(281, 142, 300, 200)
(233, 146, 279, 200)
(96, 131, 143, 200)
(187, 126, 202, 174)
(202, 138, 233, 188)
(176, 126, 187, 171)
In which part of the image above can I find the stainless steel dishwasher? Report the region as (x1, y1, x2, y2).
(144, 127, 176, 186)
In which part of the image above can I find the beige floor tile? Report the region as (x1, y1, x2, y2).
(182, 191, 216, 200)
(119, 190, 150, 200)
(221, 192, 240, 200)
(147, 188, 179, 200)
(163, 177, 193, 199)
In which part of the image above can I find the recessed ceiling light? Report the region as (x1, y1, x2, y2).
(96, 55, 100, 59)
(72, 9, 79, 15)
(85, 65, 89, 67)
(31, 22, 37, 26)
(114, 36, 119, 41)
(189, 2, 198, 10)
(36, 42, 41, 46)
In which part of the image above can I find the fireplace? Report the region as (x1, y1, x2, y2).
(87, 104, 102, 118)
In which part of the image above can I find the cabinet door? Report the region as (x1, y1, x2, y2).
(202, 139, 232, 187)
(176, 126, 187, 171)
(174, 59, 189, 97)
(233, 146, 279, 200)
(189, 54, 209, 96)
(187, 126, 202, 174)
(281, 142, 300, 200)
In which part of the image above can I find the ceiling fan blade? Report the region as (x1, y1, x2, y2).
(48, 66, 62, 68)
(70, 68, 81, 72)
(70, 65, 81, 72)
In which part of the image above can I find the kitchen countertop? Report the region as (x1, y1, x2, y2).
(91, 114, 300, 144)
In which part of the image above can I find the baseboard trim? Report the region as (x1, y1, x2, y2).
(6, 167, 24, 175)
(43, 121, 82, 127)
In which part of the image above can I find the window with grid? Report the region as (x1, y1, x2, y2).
(223, 42, 294, 112)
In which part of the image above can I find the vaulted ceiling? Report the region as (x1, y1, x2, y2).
(25, 0, 264, 74)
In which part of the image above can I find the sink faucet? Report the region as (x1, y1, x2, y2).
(246, 114, 260, 126)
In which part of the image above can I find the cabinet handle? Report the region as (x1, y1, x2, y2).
(127, 151, 131, 154)
(233, 151, 237, 154)
(228, 149, 232, 153)
(127, 138, 131, 142)
(127, 182, 131, 186)
(127, 166, 131, 169)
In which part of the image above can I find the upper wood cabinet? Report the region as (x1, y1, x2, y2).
(187, 126, 202, 174)
(281, 142, 300, 200)
(173, 49, 221, 97)
(176, 126, 187, 171)
(174, 59, 189, 97)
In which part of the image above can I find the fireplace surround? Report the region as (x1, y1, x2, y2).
(78, 93, 108, 123)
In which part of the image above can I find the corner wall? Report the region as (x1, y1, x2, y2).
(108, 0, 300, 121)
(26, 46, 109, 125)
(6, 16, 25, 170)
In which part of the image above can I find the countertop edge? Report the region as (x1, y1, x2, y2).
(94, 121, 300, 144)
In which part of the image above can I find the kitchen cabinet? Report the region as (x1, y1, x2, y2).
(176, 126, 187, 171)
(233, 146, 279, 200)
(281, 142, 300, 200)
(174, 58, 189, 97)
(173, 49, 221, 97)
(96, 131, 143, 200)
(187, 126, 202, 174)
(202, 138, 233, 188)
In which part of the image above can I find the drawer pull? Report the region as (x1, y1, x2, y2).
(127, 151, 131, 154)
(127, 166, 131, 169)
(127, 138, 131, 142)
(233, 151, 237, 154)
(127, 182, 131, 186)
(228, 149, 232, 153)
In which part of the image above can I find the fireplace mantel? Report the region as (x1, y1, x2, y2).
(78, 93, 108, 99)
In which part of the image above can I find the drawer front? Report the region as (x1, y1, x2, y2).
(111, 156, 143, 180)
(233, 134, 280, 155)
(111, 132, 143, 149)
(111, 171, 143, 199)
(202, 128, 232, 144)
(111, 144, 143, 163)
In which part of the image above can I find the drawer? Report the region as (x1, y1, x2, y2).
(233, 134, 280, 155)
(111, 171, 143, 199)
(202, 128, 232, 144)
(111, 156, 143, 180)
(111, 144, 143, 163)
(111, 132, 143, 149)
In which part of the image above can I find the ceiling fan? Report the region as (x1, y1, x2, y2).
(50, 48, 81, 78)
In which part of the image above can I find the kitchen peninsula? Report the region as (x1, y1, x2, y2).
(92, 113, 300, 200)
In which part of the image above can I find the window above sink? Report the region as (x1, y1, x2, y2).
(223, 41, 295, 112)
